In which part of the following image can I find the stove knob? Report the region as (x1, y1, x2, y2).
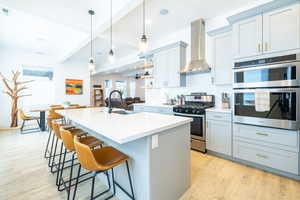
(185, 109, 189, 113)
(178, 108, 182, 112)
(192, 110, 196, 114)
(196, 110, 201, 114)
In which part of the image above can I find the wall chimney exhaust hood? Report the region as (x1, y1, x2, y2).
(181, 19, 211, 74)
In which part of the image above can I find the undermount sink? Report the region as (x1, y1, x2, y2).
(111, 110, 134, 115)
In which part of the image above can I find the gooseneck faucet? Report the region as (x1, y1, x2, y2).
(108, 90, 123, 114)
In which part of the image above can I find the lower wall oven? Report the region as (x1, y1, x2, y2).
(175, 113, 206, 152)
(233, 87, 300, 130)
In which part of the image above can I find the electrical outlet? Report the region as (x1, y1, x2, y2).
(151, 135, 159, 149)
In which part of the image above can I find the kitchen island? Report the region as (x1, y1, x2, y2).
(57, 107, 192, 200)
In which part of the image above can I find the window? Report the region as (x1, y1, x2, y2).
(115, 80, 127, 97)
(104, 80, 112, 98)
(22, 66, 54, 106)
(129, 81, 136, 97)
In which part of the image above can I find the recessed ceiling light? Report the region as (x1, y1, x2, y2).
(160, 9, 169, 15)
(2, 8, 9, 16)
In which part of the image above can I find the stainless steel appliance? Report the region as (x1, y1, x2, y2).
(173, 93, 215, 152)
(233, 54, 300, 89)
(233, 54, 300, 130)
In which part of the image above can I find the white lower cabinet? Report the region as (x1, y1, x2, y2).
(233, 140, 299, 175)
(206, 111, 232, 156)
(233, 123, 299, 175)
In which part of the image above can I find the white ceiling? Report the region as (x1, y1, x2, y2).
(0, 0, 142, 63)
(0, 0, 273, 67)
(102, 0, 273, 48)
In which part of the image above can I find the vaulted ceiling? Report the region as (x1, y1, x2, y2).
(0, 0, 272, 67)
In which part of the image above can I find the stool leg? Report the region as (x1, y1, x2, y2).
(48, 133, 56, 166)
(50, 137, 59, 172)
(126, 161, 135, 200)
(112, 168, 116, 196)
(56, 144, 66, 186)
(44, 130, 52, 158)
(72, 164, 82, 200)
(90, 174, 96, 200)
(66, 152, 76, 200)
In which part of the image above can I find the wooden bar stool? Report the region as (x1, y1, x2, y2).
(73, 136, 135, 200)
(58, 128, 104, 199)
(19, 109, 41, 134)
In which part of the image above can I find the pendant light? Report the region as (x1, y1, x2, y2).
(108, 0, 114, 63)
(139, 0, 148, 53)
(88, 10, 96, 72)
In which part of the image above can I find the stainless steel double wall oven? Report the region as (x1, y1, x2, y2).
(233, 54, 300, 130)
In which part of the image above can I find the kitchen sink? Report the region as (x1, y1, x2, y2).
(111, 110, 134, 115)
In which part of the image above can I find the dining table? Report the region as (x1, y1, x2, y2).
(29, 105, 94, 131)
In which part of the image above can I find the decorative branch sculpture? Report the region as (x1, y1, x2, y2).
(0, 71, 33, 127)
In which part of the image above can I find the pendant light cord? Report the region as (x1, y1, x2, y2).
(110, 0, 113, 50)
(90, 12, 93, 58)
(143, 0, 145, 35)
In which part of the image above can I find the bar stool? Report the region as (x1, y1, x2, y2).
(49, 120, 86, 173)
(44, 116, 75, 159)
(73, 136, 135, 200)
(58, 128, 104, 199)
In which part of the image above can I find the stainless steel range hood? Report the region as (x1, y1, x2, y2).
(181, 19, 211, 73)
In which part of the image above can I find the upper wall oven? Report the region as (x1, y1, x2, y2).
(233, 54, 300, 88)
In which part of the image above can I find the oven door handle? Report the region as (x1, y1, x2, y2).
(234, 88, 299, 93)
(233, 61, 300, 72)
(174, 113, 205, 118)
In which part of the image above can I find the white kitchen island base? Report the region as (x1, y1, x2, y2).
(58, 108, 192, 200)
(76, 123, 191, 200)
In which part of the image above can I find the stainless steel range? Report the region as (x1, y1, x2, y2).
(173, 93, 215, 152)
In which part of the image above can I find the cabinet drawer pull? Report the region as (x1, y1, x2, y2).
(213, 115, 223, 118)
(256, 132, 269, 136)
(256, 154, 268, 159)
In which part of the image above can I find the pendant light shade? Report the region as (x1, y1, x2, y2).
(139, 0, 148, 53)
(108, 0, 114, 63)
(88, 10, 96, 73)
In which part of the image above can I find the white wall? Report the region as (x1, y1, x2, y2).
(53, 60, 91, 105)
(0, 48, 90, 128)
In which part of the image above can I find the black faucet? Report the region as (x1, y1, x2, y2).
(108, 90, 123, 114)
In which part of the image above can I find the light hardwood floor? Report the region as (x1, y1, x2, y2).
(1, 130, 300, 200)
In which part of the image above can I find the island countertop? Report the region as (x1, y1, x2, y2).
(57, 107, 192, 144)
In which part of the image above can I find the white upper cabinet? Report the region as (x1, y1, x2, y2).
(152, 42, 187, 88)
(232, 3, 300, 60)
(212, 31, 233, 85)
(233, 15, 263, 59)
(263, 4, 300, 54)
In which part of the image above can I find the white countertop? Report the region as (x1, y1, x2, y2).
(57, 107, 192, 144)
(206, 107, 232, 113)
(133, 103, 175, 108)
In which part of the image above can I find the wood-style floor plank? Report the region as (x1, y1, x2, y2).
(0, 130, 300, 200)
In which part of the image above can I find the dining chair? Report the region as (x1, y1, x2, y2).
(19, 109, 41, 134)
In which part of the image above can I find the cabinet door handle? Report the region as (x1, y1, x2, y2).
(213, 115, 223, 118)
(256, 154, 268, 159)
(256, 132, 269, 136)
(258, 44, 261, 52)
(265, 42, 268, 51)
(206, 121, 208, 128)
